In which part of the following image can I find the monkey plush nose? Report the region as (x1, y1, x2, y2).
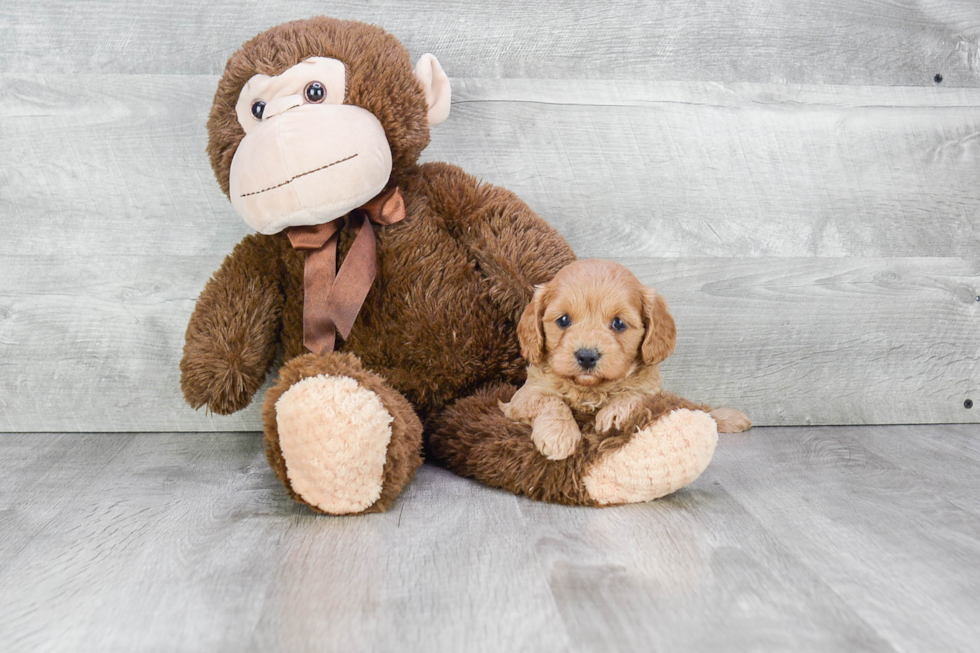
(261, 94, 305, 120)
(575, 348, 601, 370)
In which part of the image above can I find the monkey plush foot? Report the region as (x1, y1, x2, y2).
(583, 408, 718, 505)
(275, 375, 393, 513)
(263, 353, 422, 515)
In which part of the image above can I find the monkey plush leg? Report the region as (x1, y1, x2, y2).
(428, 385, 717, 507)
(263, 353, 423, 515)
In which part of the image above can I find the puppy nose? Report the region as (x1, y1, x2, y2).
(575, 348, 601, 370)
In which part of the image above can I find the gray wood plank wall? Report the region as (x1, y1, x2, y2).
(1, 1, 978, 431)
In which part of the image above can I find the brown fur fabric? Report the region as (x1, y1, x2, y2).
(182, 17, 578, 513)
(261, 353, 423, 513)
(427, 384, 707, 506)
(183, 17, 730, 513)
(180, 235, 284, 415)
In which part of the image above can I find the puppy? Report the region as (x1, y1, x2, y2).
(501, 259, 751, 460)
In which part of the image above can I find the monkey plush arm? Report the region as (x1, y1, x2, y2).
(416, 162, 577, 321)
(180, 234, 285, 415)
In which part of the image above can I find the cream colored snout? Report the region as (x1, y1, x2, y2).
(258, 94, 305, 122)
(229, 102, 393, 235)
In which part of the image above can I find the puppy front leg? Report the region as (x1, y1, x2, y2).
(501, 390, 582, 460)
(530, 401, 583, 460)
(595, 393, 646, 433)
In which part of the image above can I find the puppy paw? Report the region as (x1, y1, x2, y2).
(710, 407, 752, 433)
(532, 417, 582, 460)
(595, 396, 643, 433)
(499, 400, 518, 421)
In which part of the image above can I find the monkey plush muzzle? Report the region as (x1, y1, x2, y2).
(229, 103, 393, 234)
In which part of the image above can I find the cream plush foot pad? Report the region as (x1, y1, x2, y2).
(584, 408, 718, 505)
(276, 375, 393, 514)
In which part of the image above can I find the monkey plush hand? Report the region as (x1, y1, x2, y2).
(181, 17, 719, 514)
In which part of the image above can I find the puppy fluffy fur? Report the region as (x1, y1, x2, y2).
(501, 259, 750, 459)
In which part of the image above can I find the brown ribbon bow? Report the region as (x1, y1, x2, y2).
(287, 187, 407, 355)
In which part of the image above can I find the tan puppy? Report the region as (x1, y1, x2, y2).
(502, 259, 751, 460)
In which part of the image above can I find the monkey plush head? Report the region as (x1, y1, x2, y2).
(206, 17, 451, 234)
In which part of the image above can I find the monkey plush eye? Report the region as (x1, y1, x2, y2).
(611, 317, 627, 331)
(305, 81, 326, 103)
(251, 100, 266, 120)
(556, 314, 571, 329)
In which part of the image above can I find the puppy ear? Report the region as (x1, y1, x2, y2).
(640, 287, 676, 365)
(517, 285, 547, 366)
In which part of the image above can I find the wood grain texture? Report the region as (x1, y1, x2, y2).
(636, 257, 980, 426)
(0, 433, 291, 651)
(1, 254, 975, 431)
(518, 489, 893, 652)
(0, 254, 264, 432)
(0, 74, 249, 259)
(2, 0, 979, 86)
(249, 465, 569, 653)
(2, 426, 980, 652)
(445, 79, 980, 259)
(0, 433, 569, 653)
(4, 75, 980, 258)
(814, 423, 980, 514)
(711, 426, 980, 653)
(3, 15, 980, 431)
(0, 434, 132, 574)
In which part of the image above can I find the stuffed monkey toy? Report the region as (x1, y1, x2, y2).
(180, 17, 719, 514)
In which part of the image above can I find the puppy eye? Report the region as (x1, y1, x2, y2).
(251, 100, 266, 120)
(556, 314, 571, 329)
(611, 317, 627, 331)
(305, 81, 326, 103)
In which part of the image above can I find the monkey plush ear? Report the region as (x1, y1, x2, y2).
(640, 287, 677, 365)
(517, 285, 548, 366)
(414, 53, 451, 126)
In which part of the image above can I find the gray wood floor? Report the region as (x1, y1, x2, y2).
(1, 426, 978, 652)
